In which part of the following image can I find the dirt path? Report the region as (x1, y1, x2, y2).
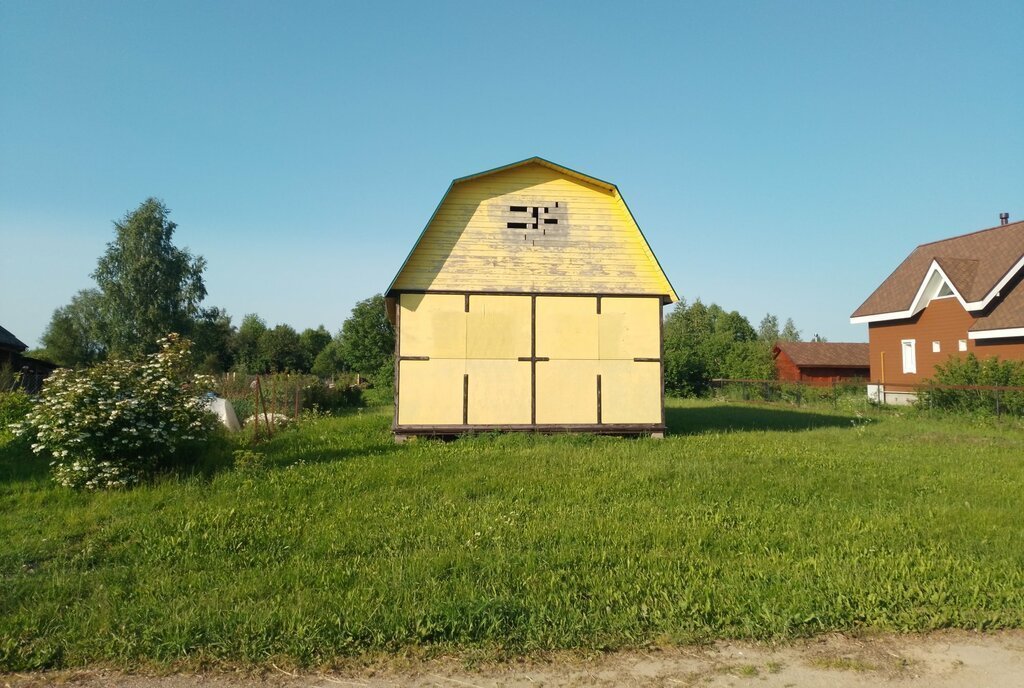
(5, 630, 1024, 687)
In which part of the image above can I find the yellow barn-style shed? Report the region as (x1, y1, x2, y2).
(385, 157, 678, 439)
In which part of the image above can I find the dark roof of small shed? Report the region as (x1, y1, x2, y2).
(773, 341, 869, 368)
(0, 325, 28, 352)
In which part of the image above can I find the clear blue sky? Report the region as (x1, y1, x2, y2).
(2, 0, 1022, 347)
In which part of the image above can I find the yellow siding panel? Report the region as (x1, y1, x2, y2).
(599, 297, 661, 359)
(397, 359, 465, 425)
(391, 162, 676, 299)
(399, 293, 466, 358)
(407, 243, 657, 258)
(536, 296, 598, 359)
(600, 361, 662, 424)
(467, 295, 531, 359)
(466, 360, 532, 424)
(439, 176, 614, 199)
(535, 360, 599, 424)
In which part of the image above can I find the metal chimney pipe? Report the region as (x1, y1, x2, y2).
(1000, 212, 1010, 226)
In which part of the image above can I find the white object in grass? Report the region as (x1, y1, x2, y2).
(206, 397, 242, 432)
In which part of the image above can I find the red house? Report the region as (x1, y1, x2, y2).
(772, 341, 869, 386)
(850, 216, 1024, 403)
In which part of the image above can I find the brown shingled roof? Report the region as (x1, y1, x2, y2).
(773, 341, 869, 368)
(851, 220, 1024, 318)
(970, 279, 1024, 332)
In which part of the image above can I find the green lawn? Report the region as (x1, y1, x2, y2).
(2, 399, 1023, 669)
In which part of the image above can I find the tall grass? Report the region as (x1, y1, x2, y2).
(711, 379, 872, 412)
(2, 399, 1023, 669)
(215, 372, 363, 421)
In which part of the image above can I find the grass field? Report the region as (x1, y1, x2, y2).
(2, 399, 1024, 670)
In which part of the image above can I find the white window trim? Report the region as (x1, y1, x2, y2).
(958, 339, 968, 351)
(932, 341, 941, 353)
(901, 339, 917, 374)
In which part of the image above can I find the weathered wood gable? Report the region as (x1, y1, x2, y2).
(388, 158, 678, 301)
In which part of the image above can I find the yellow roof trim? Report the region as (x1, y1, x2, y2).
(451, 156, 617, 193)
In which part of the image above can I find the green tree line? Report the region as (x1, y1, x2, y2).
(32, 199, 394, 387)
(663, 299, 803, 396)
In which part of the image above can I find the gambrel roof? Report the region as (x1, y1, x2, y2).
(387, 157, 678, 302)
(851, 220, 1024, 337)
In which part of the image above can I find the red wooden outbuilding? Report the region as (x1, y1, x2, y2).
(772, 341, 869, 386)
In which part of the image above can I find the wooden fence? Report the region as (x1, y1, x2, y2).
(710, 378, 864, 409)
(214, 372, 363, 432)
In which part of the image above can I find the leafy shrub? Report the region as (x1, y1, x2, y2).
(14, 334, 217, 489)
(0, 389, 33, 429)
(0, 361, 20, 392)
(361, 355, 394, 406)
(231, 397, 254, 422)
(305, 380, 363, 412)
(337, 294, 394, 378)
(663, 299, 775, 396)
(920, 354, 1024, 415)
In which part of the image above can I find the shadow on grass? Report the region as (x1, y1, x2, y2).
(164, 431, 237, 480)
(0, 435, 49, 484)
(0, 432, 240, 487)
(0, 415, 402, 487)
(170, 422, 405, 479)
(667, 404, 858, 435)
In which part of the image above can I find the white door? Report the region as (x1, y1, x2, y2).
(901, 339, 916, 374)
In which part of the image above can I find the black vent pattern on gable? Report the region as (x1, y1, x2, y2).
(504, 202, 565, 230)
(490, 198, 571, 247)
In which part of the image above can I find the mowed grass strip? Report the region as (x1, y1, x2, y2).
(2, 400, 1023, 669)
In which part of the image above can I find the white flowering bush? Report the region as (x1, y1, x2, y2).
(14, 334, 217, 489)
